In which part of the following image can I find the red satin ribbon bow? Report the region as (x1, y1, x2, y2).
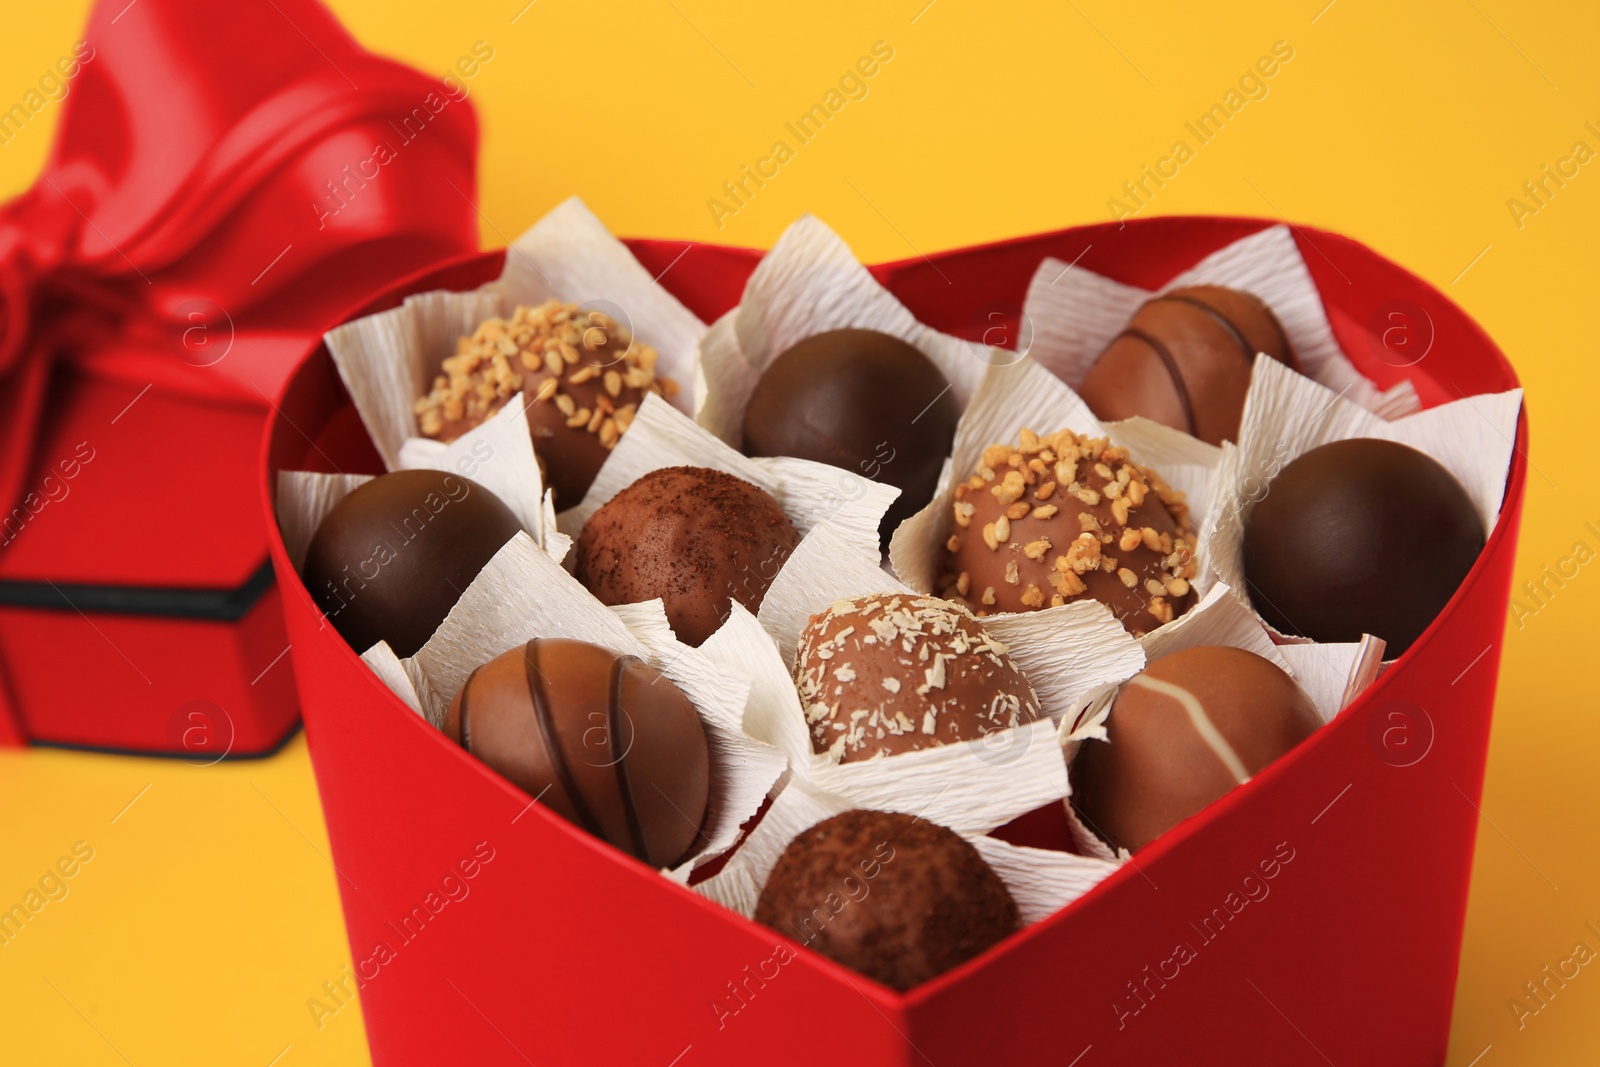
(0, 0, 480, 517)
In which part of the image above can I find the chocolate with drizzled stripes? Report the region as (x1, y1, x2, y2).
(443, 638, 711, 868)
(1077, 285, 1295, 446)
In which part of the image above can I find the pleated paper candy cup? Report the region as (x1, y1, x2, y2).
(372, 530, 787, 877)
(695, 214, 994, 449)
(1203, 355, 1522, 651)
(1022, 223, 1420, 419)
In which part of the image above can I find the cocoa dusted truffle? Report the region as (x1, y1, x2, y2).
(754, 809, 1019, 990)
(413, 299, 680, 508)
(302, 470, 522, 658)
(1243, 438, 1484, 655)
(1071, 646, 1321, 852)
(795, 594, 1041, 763)
(443, 638, 710, 868)
(1078, 285, 1294, 445)
(576, 466, 801, 646)
(742, 328, 958, 546)
(942, 427, 1198, 636)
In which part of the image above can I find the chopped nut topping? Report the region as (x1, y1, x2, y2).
(412, 298, 675, 449)
(1006, 501, 1032, 521)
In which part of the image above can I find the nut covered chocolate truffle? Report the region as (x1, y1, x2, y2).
(754, 809, 1019, 990)
(301, 470, 522, 658)
(1071, 646, 1321, 852)
(413, 299, 680, 508)
(1079, 286, 1294, 445)
(795, 594, 1041, 763)
(1242, 438, 1484, 655)
(742, 328, 959, 546)
(942, 428, 1198, 636)
(443, 638, 710, 868)
(576, 466, 801, 646)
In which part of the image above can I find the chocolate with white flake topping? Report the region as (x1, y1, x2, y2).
(794, 593, 1040, 763)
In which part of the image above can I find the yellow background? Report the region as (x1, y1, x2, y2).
(2, 0, 1597, 1063)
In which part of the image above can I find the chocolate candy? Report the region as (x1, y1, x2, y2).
(302, 470, 522, 658)
(742, 328, 958, 546)
(754, 809, 1019, 990)
(576, 466, 801, 646)
(795, 594, 1041, 762)
(943, 427, 1197, 636)
(1243, 438, 1484, 655)
(413, 299, 680, 509)
(1078, 285, 1294, 445)
(443, 638, 710, 868)
(1071, 646, 1321, 852)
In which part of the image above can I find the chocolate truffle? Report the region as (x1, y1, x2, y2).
(795, 594, 1041, 762)
(942, 427, 1198, 636)
(443, 638, 710, 868)
(1078, 286, 1295, 446)
(1242, 438, 1484, 655)
(413, 299, 680, 509)
(1072, 646, 1321, 852)
(576, 466, 801, 646)
(302, 470, 522, 657)
(742, 328, 958, 546)
(754, 810, 1019, 990)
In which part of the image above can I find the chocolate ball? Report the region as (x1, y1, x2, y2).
(755, 810, 1019, 990)
(302, 470, 522, 658)
(1078, 286, 1295, 446)
(942, 428, 1198, 636)
(1071, 646, 1321, 852)
(742, 328, 958, 546)
(1243, 438, 1484, 655)
(795, 594, 1041, 762)
(413, 299, 680, 509)
(576, 466, 801, 646)
(443, 638, 710, 868)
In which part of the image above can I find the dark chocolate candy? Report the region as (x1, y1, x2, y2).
(943, 427, 1198, 636)
(795, 593, 1041, 763)
(1078, 285, 1294, 446)
(575, 466, 801, 646)
(1071, 645, 1321, 852)
(754, 809, 1019, 990)
(742, 328, 958, 546)
(413, 299, 678, 509)
(443, 638, 710, 868)
(302, 470, 522, 658)
(1242, 438, 1484, 655)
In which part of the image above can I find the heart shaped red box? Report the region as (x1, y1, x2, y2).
(261, 216, 1526, 1066)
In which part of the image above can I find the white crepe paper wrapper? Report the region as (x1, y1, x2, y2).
(694, 214, 993, 448)
(558, 392, 898, 558)
(691, 773, 1119, 927)
(1022, 224, 1420, 419)
(1204, 355, 1523, 652)
(320, 196, 705, 529)
(388, 531, 785, 875)
(733, 524, 1140, 837)
(1061, 582, 1390, 860)
(888, 355, 1222, 616)
(358, 641, 428, 720)
(275, 398, 568, 570)
(273, 471, 373, 571)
